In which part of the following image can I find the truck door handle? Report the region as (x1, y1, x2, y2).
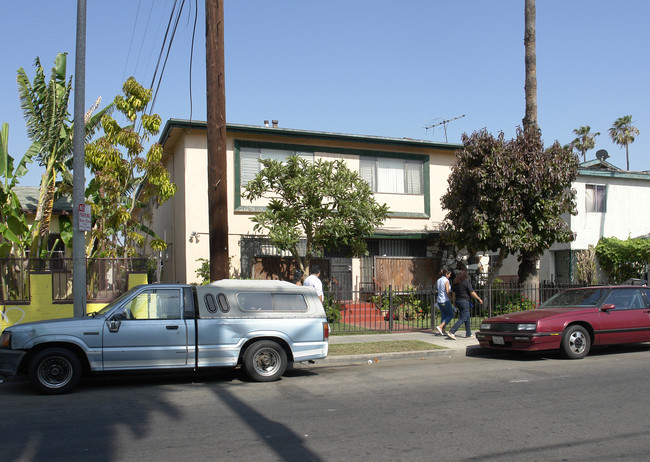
(166, 325, 179, 330)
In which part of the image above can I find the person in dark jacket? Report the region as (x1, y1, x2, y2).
(448, 270, 483, 340)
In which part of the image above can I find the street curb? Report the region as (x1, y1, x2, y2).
(297, 345, 493, 367)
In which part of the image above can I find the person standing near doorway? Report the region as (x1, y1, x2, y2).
(448, 270, 483, 340)
(435, 268, 453, 336)
(292, 269, 304, 285)
(303, 264, 323, 302)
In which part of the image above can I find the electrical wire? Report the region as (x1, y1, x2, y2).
(122, 0, 143, 82)
(149, 0, 187, 115)
(134, 0, 156, 78)
(188, 0, 198, 122)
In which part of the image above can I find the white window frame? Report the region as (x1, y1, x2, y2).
(240, 147, 313, 187)
(360, 157, 423, 194)
(585, 184, 606, 213)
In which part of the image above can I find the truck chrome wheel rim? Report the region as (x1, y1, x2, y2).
(38, 356, 73, 388)
(253, 348, 281, 376)
(568, 331, 587, 355)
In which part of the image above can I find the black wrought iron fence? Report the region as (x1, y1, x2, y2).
(0, 257, 150, 303)
(476, 281, 587, 318)
(325, 281, 587, 334)
(0, 258, 30, 302)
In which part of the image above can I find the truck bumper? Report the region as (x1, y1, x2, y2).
(0, 349, 26, 377)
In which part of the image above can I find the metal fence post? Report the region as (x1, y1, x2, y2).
(388, 285, 393, 332)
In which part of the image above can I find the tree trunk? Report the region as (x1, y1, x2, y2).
(519, 0, 540, 287)
(522, 0, 537, 130)
(518, 253, 539, 286)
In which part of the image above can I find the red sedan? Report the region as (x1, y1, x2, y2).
(476, 285, 650, 359)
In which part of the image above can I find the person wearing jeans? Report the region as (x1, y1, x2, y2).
(448, 270, 483, 340)
(435, 268, 454, 336)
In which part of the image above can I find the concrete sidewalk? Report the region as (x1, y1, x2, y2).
(305, 330, 488, 367)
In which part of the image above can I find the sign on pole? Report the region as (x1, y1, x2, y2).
(79, 203, 92, 232)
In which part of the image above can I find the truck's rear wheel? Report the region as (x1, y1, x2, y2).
(28, 348, 82, 394)
(243, 340, 287, 382)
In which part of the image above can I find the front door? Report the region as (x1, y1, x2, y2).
(597, 288, 650, 344)
(102, 288, 189, 369)
(329, 257, 352, 299)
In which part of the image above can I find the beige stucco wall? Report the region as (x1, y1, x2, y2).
(156, 125, 457, 284)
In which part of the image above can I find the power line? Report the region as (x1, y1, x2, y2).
(122, 0, 143, 82)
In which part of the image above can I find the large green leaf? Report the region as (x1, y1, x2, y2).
(0, 122, 9, 180)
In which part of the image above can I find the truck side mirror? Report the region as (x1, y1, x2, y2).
(107, 319, 121, 333)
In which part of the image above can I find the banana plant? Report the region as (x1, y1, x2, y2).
(17, 53, 111, 259)
(0, 123, 39, 258)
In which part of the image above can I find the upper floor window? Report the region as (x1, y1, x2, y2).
(359, 157, 423, 194)
(585, 184, 606, 213)
(240, 147, 313, 186)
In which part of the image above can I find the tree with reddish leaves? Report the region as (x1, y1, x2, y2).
(442, 127, 579, 287)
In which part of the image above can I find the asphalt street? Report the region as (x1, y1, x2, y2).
(4, 337, 650, 461)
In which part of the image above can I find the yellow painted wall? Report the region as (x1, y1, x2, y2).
(0, 272, 148, 333)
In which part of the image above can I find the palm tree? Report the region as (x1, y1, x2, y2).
(522, 0, 537, 130)
(571, 126, 600, 162)
(518, 0, 539, 287)
(609, 115, 639, 170)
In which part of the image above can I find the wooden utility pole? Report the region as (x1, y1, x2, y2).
(205, 0, 229, 280)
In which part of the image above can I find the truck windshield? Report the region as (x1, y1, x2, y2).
(93, 288, 140, 316)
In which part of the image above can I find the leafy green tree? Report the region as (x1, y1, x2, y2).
(16, 53, 108, 258)
(0, 123, 40, 299)
(595, 237, 650, 283)
(609, 115, 639, 170)
(84, 77, 176, 258)
(442, 127, 579, 287)
(242, 155, 389, 273)
(570, 126, 600, 162)
(0, 123, 38, 258)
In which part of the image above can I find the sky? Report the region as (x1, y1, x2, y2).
(2, 0, 649, 187)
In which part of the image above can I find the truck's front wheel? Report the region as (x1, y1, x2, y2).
(242, 340, 287, 382)
(28, 348, 82, 394)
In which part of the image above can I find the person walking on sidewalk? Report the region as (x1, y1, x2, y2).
(448, 270, 483, 340)
(435, 268, 454, 336)
(304, 264, 323, 302)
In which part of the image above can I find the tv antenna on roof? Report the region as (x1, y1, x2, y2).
(424, 114, 466, 142)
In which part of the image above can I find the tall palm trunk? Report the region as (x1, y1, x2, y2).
(519, 0, 540, 287)
(523, 0, 537, 130)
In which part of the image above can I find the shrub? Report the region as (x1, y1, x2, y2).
(323, 294, 341, 323)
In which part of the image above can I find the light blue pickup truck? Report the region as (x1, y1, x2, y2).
(0, 280, 329, 394)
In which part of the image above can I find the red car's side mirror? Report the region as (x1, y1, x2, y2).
(600, 304, 616, 312)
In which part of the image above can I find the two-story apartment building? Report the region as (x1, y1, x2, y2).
(499, 159, 650, 283)
(152, 119, 461, 287)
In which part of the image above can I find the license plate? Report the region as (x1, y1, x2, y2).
(492, 336, 505, 345)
